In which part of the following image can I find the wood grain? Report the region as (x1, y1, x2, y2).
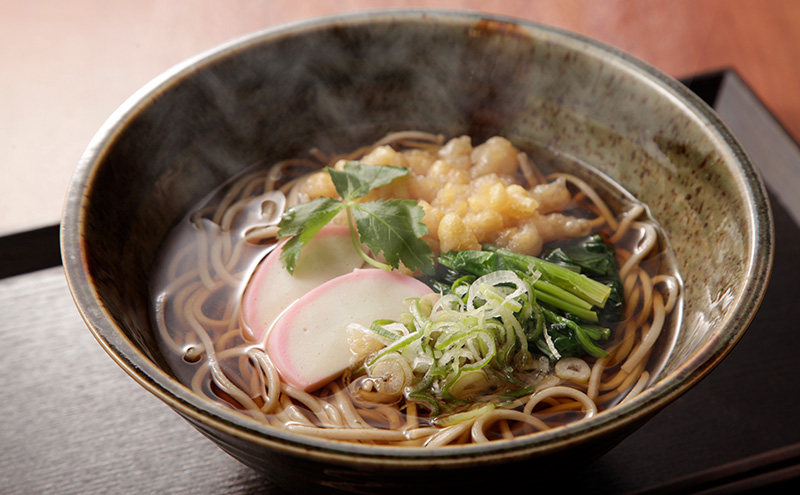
(0, 268, 283, 494)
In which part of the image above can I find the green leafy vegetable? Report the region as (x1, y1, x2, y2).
(541, 234, 625, 323)
(278, 197, 342, 271)
(356, 235, 624, 419)
(540, 307, 610, 358)
(276, 161, 434, 275)
(437, 244, 613, 320)
(351, 199, 432, 275)
(327, 162, 408, 199)
(481, 243, 612, 309)
(433, 235, 625, 364)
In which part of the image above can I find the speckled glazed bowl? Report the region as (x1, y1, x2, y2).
(61, 10, 772, 494)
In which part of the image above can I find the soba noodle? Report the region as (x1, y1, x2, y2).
(151, 131, 681, 447)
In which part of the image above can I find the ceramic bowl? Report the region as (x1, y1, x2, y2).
(61, 10, 773, 494)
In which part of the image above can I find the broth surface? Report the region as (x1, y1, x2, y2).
(150, 133, 682, 446)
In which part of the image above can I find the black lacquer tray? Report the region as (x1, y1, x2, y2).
(1, 70, 798, 494)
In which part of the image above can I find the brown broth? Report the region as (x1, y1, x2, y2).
(149, 139, 682, 444)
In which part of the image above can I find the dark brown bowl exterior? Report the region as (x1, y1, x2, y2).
(61, 10, 772, 493)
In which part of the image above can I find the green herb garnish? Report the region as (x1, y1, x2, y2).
(434, 235, 625, 362)
(437, 244, 613, 318)
(277, 161, 435, 275)
(541, 234, 625, 323)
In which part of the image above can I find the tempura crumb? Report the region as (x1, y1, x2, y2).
(296, 135, 591, 256)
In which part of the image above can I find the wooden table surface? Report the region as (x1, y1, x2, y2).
(3, 2, 800, 494)
(2, 0, 800, 235)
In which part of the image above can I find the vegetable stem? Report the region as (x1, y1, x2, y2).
(534, 288, 598, 322)
(277, 162, 433, 274)
(345, 204, 392, 272)
(482, 244, 611, 308)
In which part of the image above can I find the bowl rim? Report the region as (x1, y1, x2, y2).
(60, 8, 774, 466)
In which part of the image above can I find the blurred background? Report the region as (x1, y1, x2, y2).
(2, 0, 799, 235)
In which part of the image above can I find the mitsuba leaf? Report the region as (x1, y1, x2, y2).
(277, 197, 342, 238)
(328, 161, 409, 200)
(352, 199, 434, 275)
(276, 161, 432, 275)
(277, 197, 343, 273)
